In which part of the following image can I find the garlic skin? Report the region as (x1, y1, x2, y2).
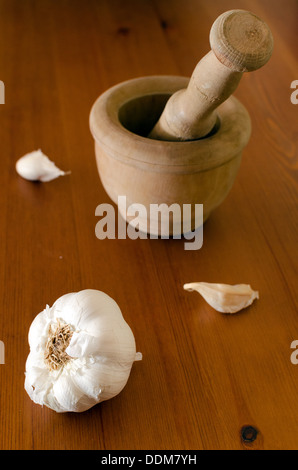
(183, 282, 259, 314)
(25, 290, 142, 413)
(16, 149, 69, 182)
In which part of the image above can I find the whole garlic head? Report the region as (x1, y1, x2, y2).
(25, 289, 142, 413)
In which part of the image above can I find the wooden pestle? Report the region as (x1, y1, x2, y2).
(148, 9, 273, 141)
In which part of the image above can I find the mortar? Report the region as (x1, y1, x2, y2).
(89, 10, 273, 236)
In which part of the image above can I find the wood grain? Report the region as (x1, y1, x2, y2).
(0, 0, 297, 450)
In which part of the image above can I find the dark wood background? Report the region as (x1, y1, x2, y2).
(0, 0, 297, 450)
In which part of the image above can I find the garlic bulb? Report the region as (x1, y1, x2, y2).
(25, 289, 142, 413)
(183, 282, 259, 314)
(16, 149, 70, 182)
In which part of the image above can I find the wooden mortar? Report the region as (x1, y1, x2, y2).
(89, 10, 273, 236)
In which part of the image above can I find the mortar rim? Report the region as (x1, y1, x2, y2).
(89, 75, 251, 172)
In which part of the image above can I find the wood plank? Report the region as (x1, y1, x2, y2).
(0, 0, 297, 450)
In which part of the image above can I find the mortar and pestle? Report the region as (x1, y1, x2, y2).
(89, 10, 273, 236)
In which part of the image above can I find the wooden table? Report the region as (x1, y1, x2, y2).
(0, 0, 297, 451)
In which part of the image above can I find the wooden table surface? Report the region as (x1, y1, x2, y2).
(0, 0, 297, 451)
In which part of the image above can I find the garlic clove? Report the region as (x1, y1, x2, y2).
(75, 289, 125, 334)
(28, 309, 51, 352)
(24, 352, 51, 404)
(51, 375, 86, 413)
(51, 292, 82, 326)
(70, 362, 103, 399)
(66, 326, 137, 363)
(183, 282, 259, 314)
(16, 149, 70, 182)
(66, 331, 102, 357)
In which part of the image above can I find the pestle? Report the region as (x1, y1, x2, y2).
(148, 9, 273, 142)
(90, 10, 274, 235)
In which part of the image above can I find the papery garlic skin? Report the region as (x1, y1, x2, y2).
(183, 282, 259, 314)
(16, 149, 69, 182)
(25, 290, 141, 413)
